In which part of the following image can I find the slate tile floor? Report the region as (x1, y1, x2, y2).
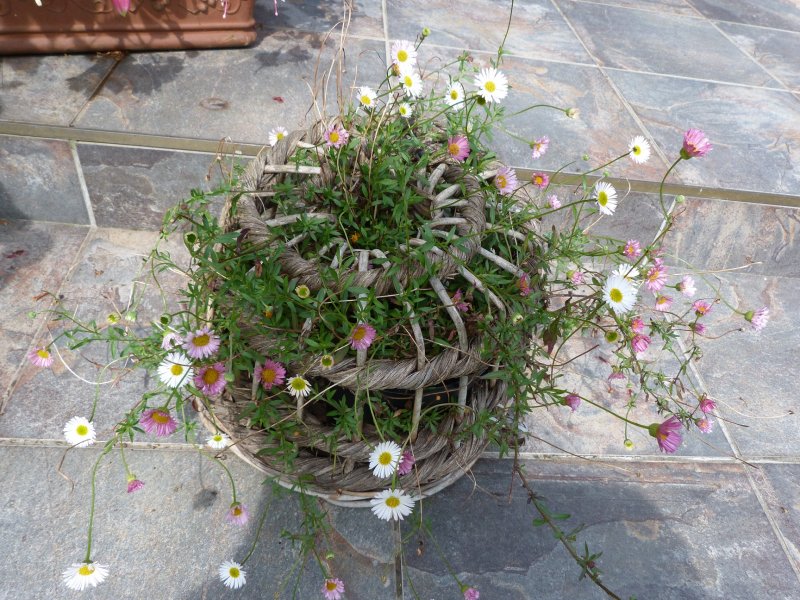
(1, 1, 800, 598)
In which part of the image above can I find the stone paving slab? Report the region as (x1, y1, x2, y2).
(262, 0, 385, 40)
(401, 458, 800, 599)
(751, 463, 800, 572)
(717, 22, 800, 93)
(556, 0, 779, 87)
(0, 54, 117, 126)
(687, 0, 800, 32)
(569, 0, 698, 17)
(606, 69, 800, 195)
(0, 444, 396, 600)
(0, 136, 90, 225)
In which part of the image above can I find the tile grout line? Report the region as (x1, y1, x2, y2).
(0, 227, 93, 415)
(480, 450, 800, 464)
(70, 140, 96, 228)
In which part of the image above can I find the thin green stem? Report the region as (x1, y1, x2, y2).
(241, 497, 273, 565)
(84, 443, 114, 563)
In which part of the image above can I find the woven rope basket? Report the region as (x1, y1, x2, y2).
(199, 122, 535, 506)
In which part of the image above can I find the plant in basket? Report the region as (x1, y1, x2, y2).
(30, 5, 771, 598)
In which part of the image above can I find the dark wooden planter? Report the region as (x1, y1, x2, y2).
(0, 0, 256, 55)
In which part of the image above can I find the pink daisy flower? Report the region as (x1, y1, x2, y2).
(699, 395, 716, 414)
(517, 274, 532, 297)
(631, 316, 646, 333)
(350, 323, 377, 351)
(325, 124, 349, 149)
(697, 418, 714, 434)
(112, 0, 130, 15)
(654, 295, 673, 312)
(28, 347, 54, 368)
(322, 578, 345, 600)
(651, 416, 683, 453)
(692, 300, 712, 316)
(139, 408, 178, 437)
(623, 240, 642, 260)
(194, 362, 227, 396)
(564, 393, 581, 412)
(548, 194, 561, 209)
(226, 502, 249, 526)
(183, 327, 221, 360)
(161, 331, 183, 350)
(531, 172, 550, 189)
(494, 166, 518, 196)
(745, 306, 769, 332)
(645, 265, 668, 292)
(464, 588, 480, 600)
(691, 322, 706, 335)
(451, 289, 470, 313)
(530, 136, 549, 159)
(681, 128, 712, 159)
(677, 275, 696, 297)
(570, 270, 585, 285)
(254, 359, 286, 391)
(397, 450, 416, 476)
(126, 476, 144, 493)
(608, 370, 626, 383)
(446, 135, 470, 162)
(631, 334, 650, 354)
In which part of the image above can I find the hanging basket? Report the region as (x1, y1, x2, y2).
(197, 122, 536, 507)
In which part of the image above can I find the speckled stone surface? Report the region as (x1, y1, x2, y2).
(556, 0, 779, 87)
(716, 22, 800, 92)
(0, 54, 117, 126)
(401, 459, 800, 599)
(74, 33, 388, 143)
(0, 136, 90, 225)
(687, 0, 800, 32)
(259, 0, 385, 39)
(752, 463, 800, 571)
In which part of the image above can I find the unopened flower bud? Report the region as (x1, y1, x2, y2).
(604, 330, 619, 343)
(565, 107, 579, 119)
(624, 439, 634, 450)
(675, 194, 686, 204)
(422, 27, 431, 37)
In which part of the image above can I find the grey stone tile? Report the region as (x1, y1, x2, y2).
(0, 220, 88, 399)
(0, 445, 395, 600)
(566, 0, 698, 17)
(75, 33, 388, 144)
(258, 0, 385, 39)
(386, 0, 592, 65)
(556, 0, 779, 87)
(78, 144, 230, 230)
(0, 54, 117, 126)
(717, 22, 800, 92)
(0, 136, 90, 225)
(606, 69, 800, 195)
(666, 197, 800, 279)
(401, 458, 800, 599)
(687, 0, 800, 33)
(753, 464, 800, 570)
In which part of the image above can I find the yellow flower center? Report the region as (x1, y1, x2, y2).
(353, 327, 366, 341)
(496, 175, 507, 188)
(229, 567, 240, 578)
(378, 451, 393, 466)
(152, 411, 170, 424)
(170, 364, 184, 376)
(448, 143, 460, 156)
(329, 131, 339, 143)
(78, 565, 94, 576)
(385, 496, 400, 508)
(534, 176, 544, 185)
(37, 349, 50, 359)
(403, 75, 413, 87)
(261, 368, 277, 384)
(632, 145, 641, 155)
(361, 95, 372, 105)
(326, 581, 338, 591)
(610, 288, 623, 303)
(76, 424, 89, 436)
(203, 369, 220, 384)
(276, 132, 285, 140)
(233, 506, 242, 516)
(598, 191, 608, 206)
(291, 378, 306, 391)
(485, 80, 496, 93)
(397, 49, 408, 62)
(213, 435, 223, 443)
(193, 334, 210, 347)
(400, 106, 408, 115)
(264, 307, 273, 318)
(450, 89, 459, 100)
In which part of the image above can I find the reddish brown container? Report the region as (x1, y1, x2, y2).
(0, 0, 256, 55)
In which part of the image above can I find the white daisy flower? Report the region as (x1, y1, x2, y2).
(368, 440, 402, 478)
(397, 102, 413, 118)
(390, 39, 417, 72)
(268, 126, 288, 146)
(603, 274, 638, 314)
(157, 351, 194, 389)
(207, 432, 230, 450)
(219, 560, 246, 589)
(63, 416, 96, 448)
(287, 375, 311, 398)
(357, 86, 377, 109)
(62, 562, 109, 591)
(593, 181, 618, 216)
(398, 71, 423, 98)
(473, 67, 508, 103)
(612, 263, 641, 283)
(370, 488, 415, 521)
(628, 136, 651, 164)
(445, 82, 466, 110)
